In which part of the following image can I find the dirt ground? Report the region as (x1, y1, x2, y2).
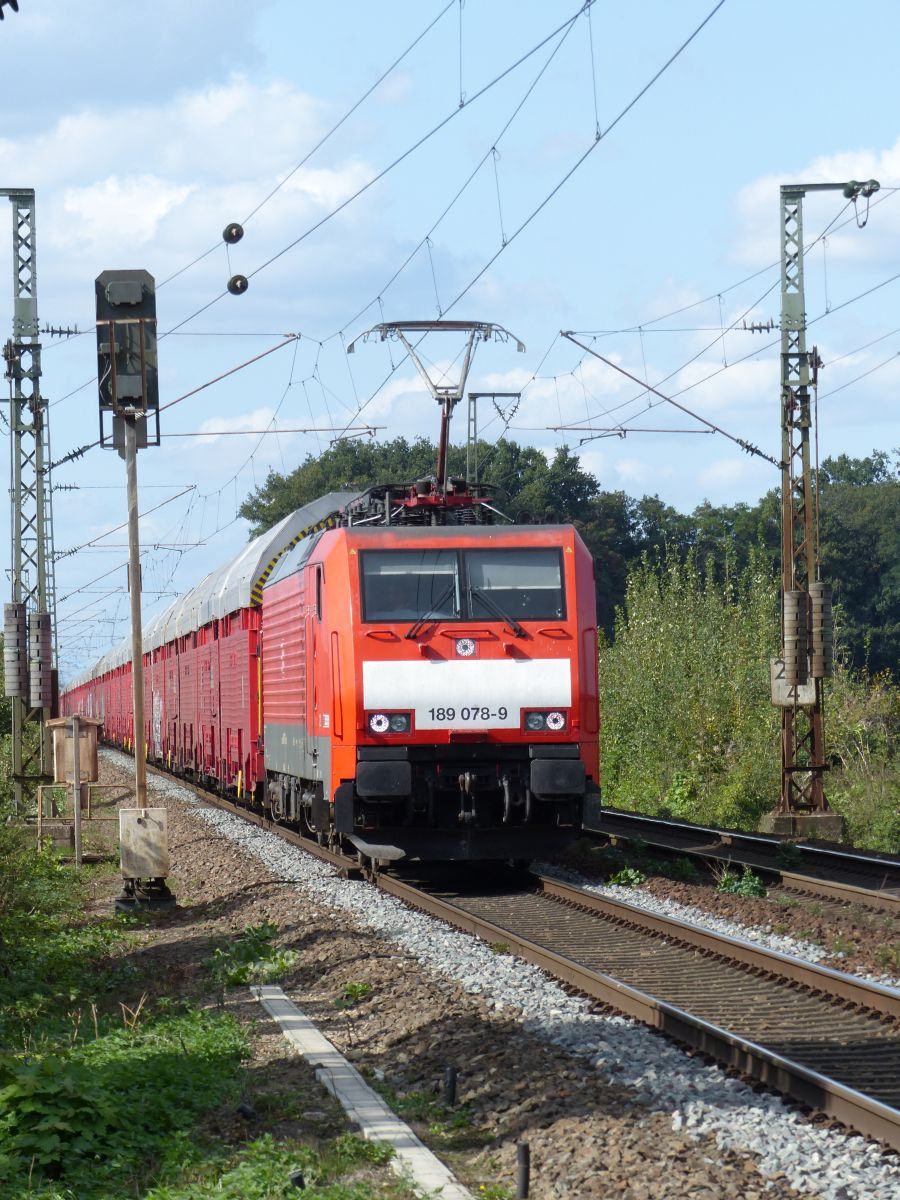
(85, 752, 825, 1200)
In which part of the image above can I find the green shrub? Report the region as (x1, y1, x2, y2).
(206, 922, 298, 987)
(775, 841, 803, 869)
(598, 552, 900, 851)
(608, 867, 646, 887)
(715, 865, 767, 898)
(0, 1009, 246, 1196)
(599, 550, 780, 831)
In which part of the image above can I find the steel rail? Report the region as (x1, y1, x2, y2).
(589, 809, 900, 912)
(536, 875, 900, 1020)
(138, 762, 900, 1151)
(375, 872, 900, 1151)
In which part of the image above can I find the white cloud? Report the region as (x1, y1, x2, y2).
(698, 457, 755, 490)
(733, 138, 900, 271)
(614, 457, 661, 486)
(191, 406, 279, 444)
(62, 177, 195, 251)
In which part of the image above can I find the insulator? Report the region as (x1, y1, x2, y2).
(809, 581, 833, 678)
(28, 611, 53, 709)
(783, 589, 808, 686)
(3, 602, 27, 698)
(222, 222, 244, 244)
(227, 274, 249, 295)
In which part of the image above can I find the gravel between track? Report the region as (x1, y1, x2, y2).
(534, 861, 900, 991)
(105, 751, 900, 1200)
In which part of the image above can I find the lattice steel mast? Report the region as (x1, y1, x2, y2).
(2, 188, 57, 809)
(770, 179, 877, 833)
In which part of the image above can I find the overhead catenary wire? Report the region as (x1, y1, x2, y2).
(552, 198, 900, 436)
(331, 0, 728, 442)
(561, 331, 782, 467)
(164, 1, 597, 339)
(55, 485, 196, 560)
(157, 0, 457, 290)
(337, 7, 578, 338)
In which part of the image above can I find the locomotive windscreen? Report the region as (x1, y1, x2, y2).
(359, 547, 565, 623)
(361, 549, 460, 621)
(467, 548, 564, 620)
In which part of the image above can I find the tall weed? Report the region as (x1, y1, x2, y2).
(598, 550, 899, 850)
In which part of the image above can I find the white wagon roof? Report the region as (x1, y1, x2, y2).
(67, 491, 360, 687)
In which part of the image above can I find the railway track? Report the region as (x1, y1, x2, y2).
(173, 776, 900, 1153)
(588, 808, 900, 912)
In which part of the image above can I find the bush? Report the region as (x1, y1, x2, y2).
(715, 865, 767, 898)
(598, 552, 900, 852)
(599, 549, 780, 830)
(608, 867, 646, 887)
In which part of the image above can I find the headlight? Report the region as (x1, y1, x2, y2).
(545, 710, 566, 731)
(367, 712, 411, 735)
(524, 711, 546, 732)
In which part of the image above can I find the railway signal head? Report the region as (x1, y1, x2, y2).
(95, 269, 160, 450)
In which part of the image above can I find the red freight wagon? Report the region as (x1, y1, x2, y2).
(60, 493, 358, 800)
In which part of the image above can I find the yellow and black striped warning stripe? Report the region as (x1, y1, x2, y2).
(249, 513, 340, 606)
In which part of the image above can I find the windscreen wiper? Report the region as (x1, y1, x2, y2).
(404, 582, 458, 640)
(468, 585, 527, 639)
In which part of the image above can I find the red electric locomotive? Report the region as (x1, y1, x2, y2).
(61, 475, 600, 864)
(262, 483, 599, 862)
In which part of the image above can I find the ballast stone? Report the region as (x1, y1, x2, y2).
(119, 754, 900, 1200)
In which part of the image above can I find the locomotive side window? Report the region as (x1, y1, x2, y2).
(465, 548, 565, 620)
(361, 550, 459, 621)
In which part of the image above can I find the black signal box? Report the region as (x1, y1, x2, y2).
(95, 269, 160, 450)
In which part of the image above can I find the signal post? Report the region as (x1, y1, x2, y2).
(95, 270, 173, 907)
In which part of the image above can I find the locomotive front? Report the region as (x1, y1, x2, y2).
(333, 523, 599, 861)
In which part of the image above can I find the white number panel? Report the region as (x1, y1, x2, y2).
(362, 659, 572, 730)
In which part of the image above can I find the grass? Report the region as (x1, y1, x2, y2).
(370, 1081, 493, 1152)
(874, 945, 900, 973)
(0, 838, 414, 1200)
(142, 1133, 403, 1199)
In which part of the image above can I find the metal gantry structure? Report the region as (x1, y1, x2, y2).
(347, 320, 525, 493)
(2, 188, 57, 809)
(774, 179, 877, 825)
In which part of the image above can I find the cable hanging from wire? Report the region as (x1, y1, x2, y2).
(164, 2, 596, 339)
(560, 332, 782, 466)
(332, 0, 727, 440)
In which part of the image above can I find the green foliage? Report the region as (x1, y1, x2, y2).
(660, 856, 700, 883)
(607, 867, 646, 887)
(373, 1083, 484, 1149)
(599, 548, 781, 830)
(0, 1009, 246, 1195)
(817, 450, 900, 674)
(144, 1132, 398, 1199)
(662, 771, 698, 820)
(336, 981, 372, 1007)
(823, 666, 900, 852)
(715, 865, 767, 898)
(206, 921, 298, 987)
(775, 841, 803, 869)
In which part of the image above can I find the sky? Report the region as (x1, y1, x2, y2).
(0, 0, 898, 678)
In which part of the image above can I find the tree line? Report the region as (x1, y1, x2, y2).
(239, 438, 899, 676)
